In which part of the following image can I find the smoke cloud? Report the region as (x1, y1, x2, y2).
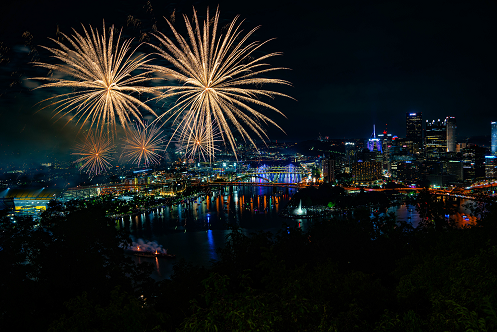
(130, 238, 168, 254)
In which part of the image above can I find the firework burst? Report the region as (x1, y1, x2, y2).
(73, 133, 114, 176)
(122, 123, 165, 166)
(149, 7, 292, 157)
(177, 116, 221, 163)
(32, 22, 157, 134)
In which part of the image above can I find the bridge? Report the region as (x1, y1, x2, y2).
(60, 170, 497, 202)
(244, 165, 308, 175)
(205, 181, 300, 188)
(233, 165, 308, 184)
(465, 180, 497, 195)
(342, 186, 497, 202)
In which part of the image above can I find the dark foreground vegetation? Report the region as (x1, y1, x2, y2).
(2, 194, 497, 331)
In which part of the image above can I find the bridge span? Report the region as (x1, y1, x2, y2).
(204, 181, 300, 188)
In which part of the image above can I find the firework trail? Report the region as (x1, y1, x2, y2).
(122, 122, 165, 166)
(149, 7, 292, 157)
(32, 22, 157, 135)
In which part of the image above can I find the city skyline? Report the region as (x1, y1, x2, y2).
(0, 0, 496, 164)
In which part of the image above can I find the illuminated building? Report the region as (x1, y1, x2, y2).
(485, 156, 497, 179)
(0, 188, 60, 218)
(351, 161, 382, 184)
(344, 142, 356, 173)
(406, 112, 422, 154)
(367, 125, 382, 153)
(461, 145, 487, 181)
(456, 143, 467, 152)
(391, 161, 418, 184)
(492, 122, 497, 156)
(377, 128, 393, 174)
(446, 116, 456, 152)
(321, 156, 335, 183)
(425, 119, 447, 159)
(446, 160, 463, 181)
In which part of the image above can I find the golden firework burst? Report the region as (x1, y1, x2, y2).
(72, 132, 114, 176)
(122, 123, 165, 166)
(149, 7, 292, 157)
(32, 22, 157, 134)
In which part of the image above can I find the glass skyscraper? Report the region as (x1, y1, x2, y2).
(492, 121, 497, 156)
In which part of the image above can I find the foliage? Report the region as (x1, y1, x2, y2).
(0, 203, 153, 331)
(179, 272, 337, 332)
(414, 189, 457, 231)
(48, 286, 166, 332)
(3, 191, 497, 331)
(152, 261, 211, 331)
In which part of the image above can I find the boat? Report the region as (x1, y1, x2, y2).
(125, 249, 176, 259)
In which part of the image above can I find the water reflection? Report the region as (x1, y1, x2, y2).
(207, 230, 217, 261)
(388, 199, 477, 228)
(155, 257, 161, 277)
(390, 204, 422, 228)
(122, 185, 299, 281)
(120, 187, 481, 281)
(124, 185, 298, 233)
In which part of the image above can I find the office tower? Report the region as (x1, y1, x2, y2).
(406, 112, 422, 154)
(425, 119, 447, 159)
(322, 157, 335, 183)
(447, 160, 463, 181)
(492, 122, 497, 156)
(446, 116, 456, 152)
(344, 142, 355, 173)
(377, 128, 393, 174)
(485, 156, 497, 179)
(367, 125, 382, 152)
(351, 161, 383, 184)
(391, 161, 418, 184)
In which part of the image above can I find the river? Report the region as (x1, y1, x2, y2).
(117, 185, 478, 280)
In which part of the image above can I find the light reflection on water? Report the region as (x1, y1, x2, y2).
(121, 185, 301, 281)
(120, 187, 479, 280)
(389, 198, 477, 228)
(207, 230, 217, 261)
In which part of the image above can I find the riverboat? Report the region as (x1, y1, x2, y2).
(125, 249, 176, 259)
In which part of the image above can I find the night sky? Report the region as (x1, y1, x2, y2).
(1, 0, 496, 166)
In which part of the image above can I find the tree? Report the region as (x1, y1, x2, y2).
(0, 203, 154, 331)
(415, 189, 457, 231)
(49, 287, 166, 332)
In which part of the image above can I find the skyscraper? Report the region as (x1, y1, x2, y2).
(425, 119, 447, 159)
(377, 129, 393, 174)
(367, 125, 382, 152)
(446, 116, 456, 152)
(351, 161, 383, 184)
(406, 112, 422, 154)
(492, 122, 497, 156)
(485, 156, 497, 179)
(344, 142, 355, 173)
(322, 157, 335, 183)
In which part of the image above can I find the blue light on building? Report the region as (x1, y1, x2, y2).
(491, 122, 497, 156)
